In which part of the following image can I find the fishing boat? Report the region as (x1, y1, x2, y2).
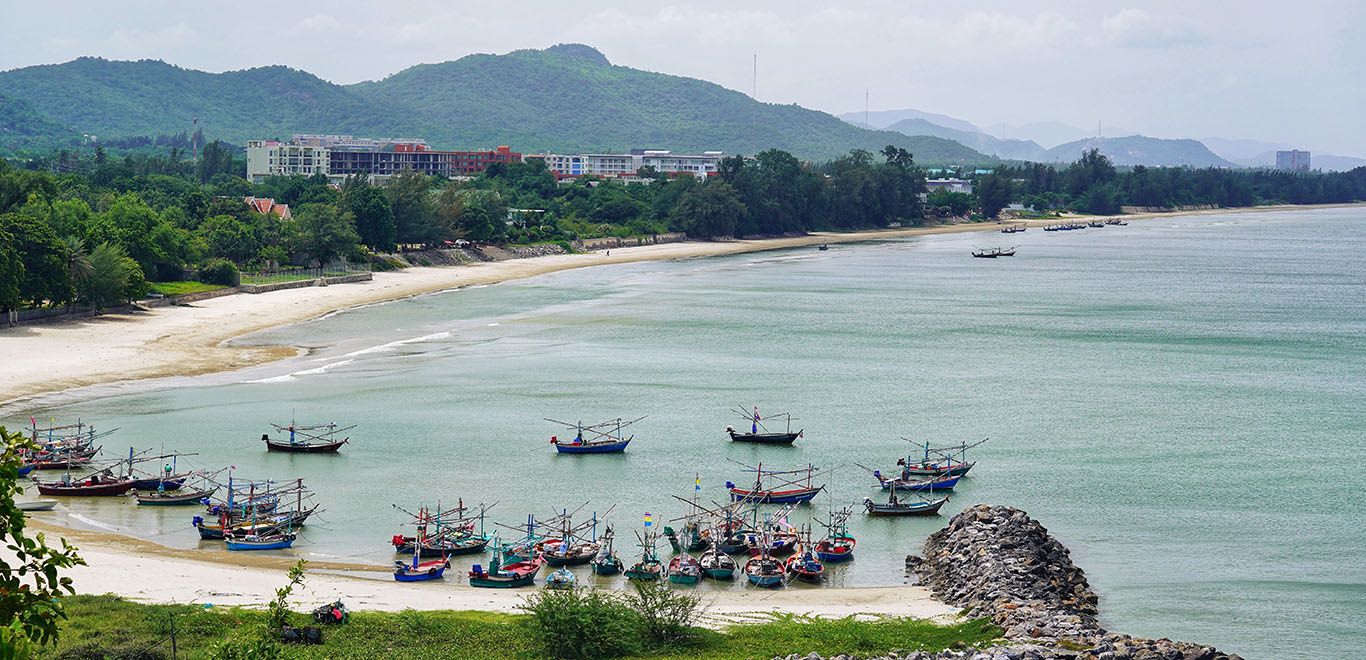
(727, 462, 824, 504)
(537, 509, 605, 567)
(665, 475, 714, 553)
(818, 243, 830, 251)
(972, 247, 1016, 258)
(1001, 225, 1027, 233)
(726, 405, 802, 444)
(17, 500, 58, 512)
(27, 445, 100, 470)
(1105, 219, 1128, 226)
(393, 532, 451, 582)
(17, 464, 34, 477)
(625, 523, 664, 582)
(391, 500, 493, 557)
(863, 488, 949, 517)
(668, 552, 702, 585)
(898, 438, 986, 477)
(393, 556, 451, 582)
(590, 526, 625, 576)
(136, 486, 217, 506)
(262, 417, 353, 453)
(35, 471, 134, 496)
(225, 530, 296, 551)
(872, 470, 961, 492)
(744, 535, 786, 589)
(194, 477, 319, 539)
(699, 546, 737, 580)
(785, 531, 825, 584)
(546, 567, 577, 590)
(546, 416, 644, 454)
(1088, 220, 1106, 228)
(468, 542, 542, 588)
(814, 507, 856, 563)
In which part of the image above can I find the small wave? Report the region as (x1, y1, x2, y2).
(291, 359, 355, 376)
(341, 331, 452, 358)
(68, 513, 121, 533)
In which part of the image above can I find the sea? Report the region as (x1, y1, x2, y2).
(5, 207, 1364, 659)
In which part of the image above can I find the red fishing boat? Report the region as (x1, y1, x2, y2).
(36, 474, 134, 496)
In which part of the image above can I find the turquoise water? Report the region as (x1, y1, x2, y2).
(6, 208, 1365, 658)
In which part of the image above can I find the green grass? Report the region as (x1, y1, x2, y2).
(149, 281, 226, 296)
(45, 595, 1001, 659)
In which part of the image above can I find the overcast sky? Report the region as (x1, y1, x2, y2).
(2, 1, 1363, 155)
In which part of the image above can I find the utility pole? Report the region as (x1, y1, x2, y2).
(865, 89, 870, 128)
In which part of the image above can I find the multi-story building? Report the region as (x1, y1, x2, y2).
(1275, 150, 1311, 171)
(245, 140, 331, 182)
(528, 149, 723, 180)
(245, 136, 521, 183)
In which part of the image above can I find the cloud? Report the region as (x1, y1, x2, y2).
(1101, 9, 1208, 48)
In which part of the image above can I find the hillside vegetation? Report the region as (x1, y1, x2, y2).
(0, 46, 987, 164)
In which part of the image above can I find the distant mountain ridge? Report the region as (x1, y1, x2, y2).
(0, 47, 989, 164)
(1044, 136, 1235, 168)
(884, 118, 1049, 162)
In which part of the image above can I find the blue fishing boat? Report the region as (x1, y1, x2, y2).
(873, 471, 961, 492)
(393, 556, 450, 582)
(225, 531, 295, 551)
(547, 416, 644, 454)
(17, 464, 34, 477)
(814, 507, 856, 563)
(546, 567, 577, 589)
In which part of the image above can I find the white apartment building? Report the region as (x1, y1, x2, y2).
(246, 140, 330, 183)
(533, 150, 723, 179)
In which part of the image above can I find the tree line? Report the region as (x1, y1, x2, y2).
(5, 142, 1365, 314)
(1005, 149, 1366, 214)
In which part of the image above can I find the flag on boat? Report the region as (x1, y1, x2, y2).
(644, 512, 653, 527)
(694, 475, 701, 491)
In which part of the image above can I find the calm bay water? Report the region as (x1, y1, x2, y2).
(7, 208, 1366, 658)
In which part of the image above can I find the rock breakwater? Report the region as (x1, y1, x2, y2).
(775, 505, 1242, 660)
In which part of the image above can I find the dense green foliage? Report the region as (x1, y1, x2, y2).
(0, 47, 987, 164)
(1007, 149, 1366, 214)
(47, 594, 1002, 660)
(0, 427, 85, 654)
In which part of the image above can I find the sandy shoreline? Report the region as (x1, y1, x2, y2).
(25, 517, 956, 620)
(4, 202, 1359, 412)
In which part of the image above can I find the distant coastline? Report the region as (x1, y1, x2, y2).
(2, 201, 1362, 411)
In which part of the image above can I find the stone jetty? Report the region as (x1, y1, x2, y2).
(778, 504, 1242, 660)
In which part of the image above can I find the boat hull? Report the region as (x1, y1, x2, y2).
(130, 477, 186, 491)
(879, 475, 961, 492)
(17, 500, 58, 512)
(553, 439, 630, 454)
(728, 430, 800, 445)
(226, 535, 296, 551)
(901, 462, 974, 478)
(264, 439, 346, 453)
(36, 480, 134, 496)
(729, 486, 822, 504)
(393, 537, 490, 558)
(590, 559, 623, 576)
(136, 487, 216, 506)
(624, 563, 663, 581)
(865, 496, 949, 517)
(394, 561, 450, 582)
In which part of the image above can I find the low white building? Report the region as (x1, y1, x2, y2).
(532, 150, 723, 179)
(925, 178, 973, 194)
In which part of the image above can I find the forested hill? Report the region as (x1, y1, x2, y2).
(0, 45, 988, 164)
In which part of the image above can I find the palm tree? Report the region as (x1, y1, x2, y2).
(63, 236, 92, 311)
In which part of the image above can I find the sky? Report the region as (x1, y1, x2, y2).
(2, 1, 1363, 156)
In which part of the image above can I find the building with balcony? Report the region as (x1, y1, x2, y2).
(528, 149, 723, 180)
(246, 136, 522, 183)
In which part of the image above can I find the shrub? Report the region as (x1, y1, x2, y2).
(53, 643, 167, 660)
(623, 580, 703, 644)
(199, 259, 240, 286)
(520, 588, 643, 659)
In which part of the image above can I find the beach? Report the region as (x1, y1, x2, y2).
(3, 203, 1357, 410)
(26, 519, 956, 622)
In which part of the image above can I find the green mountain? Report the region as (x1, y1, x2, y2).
(1045, 136, 1235, 168)
(0, 46, 989, 164)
